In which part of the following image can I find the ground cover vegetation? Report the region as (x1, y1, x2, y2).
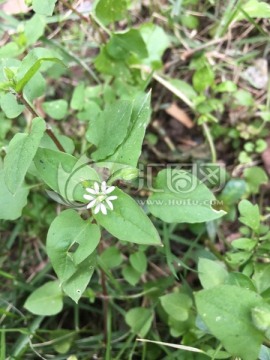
(1, 0, 270, 359)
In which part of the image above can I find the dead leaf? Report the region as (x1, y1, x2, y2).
(1, 0, 29, 14)
(242, 59, 268, 89)
(165, 102, 194, 129)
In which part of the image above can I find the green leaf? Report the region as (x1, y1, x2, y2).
(95, 0, 128, 25)
(94, 46, 128, 76)
(0, 114, 11, 140)
(51, 330, 74, 354)
(125, 308, 153, 337)
(62, 254, 96, 303)
(193, 66, 215, 92)
(78, 101, 101, 122)
(255, 139, 267, 153)
(244, 167, 268, 194)
(40, 132, 74, 153)
(47, 209, 100, 269)
(0, 93, 24, 119)
(235, 0, 270, 20)
(225, 273, 256, 292)
(15, 57, 66, 93)
(234, 89, 254, 106)
(4, 117, 46, 194)
(226, 251, 251, 267)
(198, 258, 228, 289)
(253, 264, 270, 294)
(86, 100, 133, 161)
(24, 281, 63, 316)
(71, 83, 85, 111)
(24, 14, 46, 45)
(139, 23, 170, 68)
(42, 100, 68, 120)
(129, 251, 147, 274)
(94, 188, 161, 246)
(46, 210, 100, 302)
(34, 148, 100, 202)
(238, 199, 260, 232)
(106, 29, 148, 60)
(231, 238, 257, 251)
(0, 42, 22, 59)
(105, 91, 151, 167)
(148, 169, 226, 223)
(167, 78, 198, 100)
(0, 170, 29, 220)
(23, 72, 46, 102)
(219, 179, 246, 205)
(32, 0, 57, 16)
(195, 285, 264, 360)
(160, 293, 193, 322)
(180, 14, 199, 29)
(100, 247, 123, 268)
(122, 265, 141, 285)
(215, 81, 237, 93)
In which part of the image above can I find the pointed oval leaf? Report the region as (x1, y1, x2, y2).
(238, 199, 260, 232)
(32, 0, 57, 16)
(160, 293, 193, 322)
(95, 0, 128, 25)
(94, 188, 161, 246)
(87, 100, 132, 161)
(195, 285, 264, 360)
(24, 281, 63, 316)
(62, 253, 96, 303)
(47, 209, 100, 280)
(125, 307, 153, 337)
(198, 258, 229, 289)
(148, 169, 226, 223)
(0, 170, 29, 220)
(4, 117, 46, 194)
(105, 91, 151, 167)
(0, 93, 24, 119)
(34, 149, 100, 202)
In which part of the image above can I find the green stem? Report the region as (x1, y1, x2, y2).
(74, 303, 79, 331)
(105, 305, 112, 360)
(17, 93, 65, 152)
(202, 122, 217, 163)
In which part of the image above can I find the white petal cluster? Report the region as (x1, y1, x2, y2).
(83, 181, 117, 215)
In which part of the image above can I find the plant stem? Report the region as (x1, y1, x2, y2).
(74, 303, 79, 331)
(98, 242, 109, 348)
(59, 0, 91, 23)
(202, 122, 217, 163)
(17, 93, 65, 152)
(59, 0, 108, 43)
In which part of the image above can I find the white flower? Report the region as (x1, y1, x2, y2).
(83, 181, 117, 215)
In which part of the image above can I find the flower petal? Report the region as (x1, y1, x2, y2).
(105, 186, 115, 194)
(101, 181, 107, 193)
(100, 203, 107, 215)
(86, 187, 97, 195)
(83, 194, 95, 201)
(105, 198, 113, 210)
(94, 203, 101, 214)
(106, 195, 117, 201)
(86, 199, 97, 209)
(94, 182, 100, 193)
